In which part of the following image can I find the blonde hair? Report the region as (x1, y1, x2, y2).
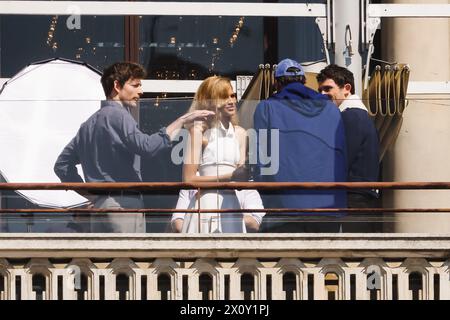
(188, 76, 238, 129)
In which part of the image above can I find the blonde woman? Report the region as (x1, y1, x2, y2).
(171, 76, 264, 233)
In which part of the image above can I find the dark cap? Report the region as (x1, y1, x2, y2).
(275, 58, 305, 78)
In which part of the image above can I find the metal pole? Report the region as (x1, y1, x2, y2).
(334, 0, 363, 96)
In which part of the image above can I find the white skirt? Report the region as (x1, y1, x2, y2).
(181, 164, 245, 233)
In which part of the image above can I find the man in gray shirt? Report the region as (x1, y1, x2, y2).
(54, 62, 214, 232)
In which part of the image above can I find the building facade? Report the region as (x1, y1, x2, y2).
(0, 0, 449, 300)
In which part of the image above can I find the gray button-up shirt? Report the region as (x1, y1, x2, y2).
(54, 100, 172, 183)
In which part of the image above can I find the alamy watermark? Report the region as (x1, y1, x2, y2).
(366, 265, 382, 290)
(66, 5, 81, 30)
(170, 127, 280, 176)
(66, 265, 81, 291)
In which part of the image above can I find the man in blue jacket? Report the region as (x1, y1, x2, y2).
(317, 64, 380, 232)
(54, 62, 213, 233)
(254, 58, 347, 233)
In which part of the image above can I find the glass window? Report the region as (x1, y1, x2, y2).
(0, 1, 326, 78)
(139, 15, 264, 80)
(0, 15, 124, 77)
(139, 14, 325, 80)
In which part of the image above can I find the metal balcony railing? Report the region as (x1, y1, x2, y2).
(1, 181, 450, 216)
(0, 182, 448, 300)
(1, 182, 450, 234)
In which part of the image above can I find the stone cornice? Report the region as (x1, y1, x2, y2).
(0, 233, 448, 259)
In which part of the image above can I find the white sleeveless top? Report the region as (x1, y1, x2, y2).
(181, 122, 244, 233)
(199, 122, 240, 176)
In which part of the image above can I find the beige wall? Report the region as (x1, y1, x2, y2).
(382, 0, 450, 81)
(381, 0, 450, 233)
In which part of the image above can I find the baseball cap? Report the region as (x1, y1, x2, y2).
(274, 58, 305, 78)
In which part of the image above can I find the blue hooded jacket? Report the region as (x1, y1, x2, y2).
(253, 82, 347, 211)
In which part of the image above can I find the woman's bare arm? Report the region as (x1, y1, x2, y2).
(235, 126, 247, 166)
(230, 126, 250, 181)
(182, 125, 233, 182)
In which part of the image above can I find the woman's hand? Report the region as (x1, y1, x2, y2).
(171, 219, 184, 233)
(244, 215, 260, 233)
(231, 165, 249, 182)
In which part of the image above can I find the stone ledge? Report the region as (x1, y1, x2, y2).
(0, 233, 448, 258)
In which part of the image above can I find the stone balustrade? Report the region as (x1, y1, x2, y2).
(0, 233, 448, 300)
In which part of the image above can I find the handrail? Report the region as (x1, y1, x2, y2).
(0, 208, 449, 214)
(1, 181, 450, 191)
(2, 182, 450, 216)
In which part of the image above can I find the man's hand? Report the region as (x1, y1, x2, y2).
(179, 110, 215, 125)
(166, 110, 215, 141)
(85, 201, 95, 209)
(77, 190, 97, 204)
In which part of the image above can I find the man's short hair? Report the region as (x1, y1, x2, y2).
(316, 64, 355, 94)
(101, 62, 147, 97)
(275, 75, 306, 87)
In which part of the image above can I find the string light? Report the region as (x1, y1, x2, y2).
(188, 69, 198, 79)
(153, 16, 246, 78)
(46, 15, 59, 49)
(229, 17, 244, 47)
